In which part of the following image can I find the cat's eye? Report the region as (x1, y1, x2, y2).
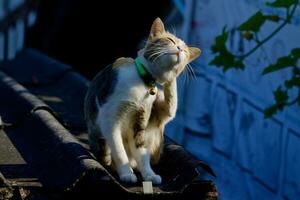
(166, 37, 176, 44)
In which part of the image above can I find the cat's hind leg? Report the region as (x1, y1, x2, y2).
(88, 126, 112, 166)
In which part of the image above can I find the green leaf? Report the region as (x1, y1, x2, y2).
(291, 48, 300, 58)
(209, 27, 245, 71)
(210, 54, 226, 66)
(209, 51, 244, 71)
(274, 86, 288, 104)
(209, 53, 233, 71)
(211, 30, 228, 53)
(293, 67, 300, 75)
(264, 105, 278, 118)
(262, 56, 295, 75)
(233, 60, 245, 70)
(238, 11, 266, 32)
(266, 0, 298, 8)
(285, 77, 300, 88)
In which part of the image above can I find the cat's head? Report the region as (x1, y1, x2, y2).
(143, 18, 201, 84)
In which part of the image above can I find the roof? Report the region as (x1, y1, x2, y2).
(0, 49, 217, 199)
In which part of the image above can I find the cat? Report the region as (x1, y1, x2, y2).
(84, 18, 201, 184)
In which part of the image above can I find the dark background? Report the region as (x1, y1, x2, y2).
(26, 0, 172, 78)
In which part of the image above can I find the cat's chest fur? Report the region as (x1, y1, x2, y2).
(114, 64, 157, 107)
(96, 63, 157, 131)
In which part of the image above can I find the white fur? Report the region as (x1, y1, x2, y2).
(87, 18, 200, 185)
(96, 57, 168, 184)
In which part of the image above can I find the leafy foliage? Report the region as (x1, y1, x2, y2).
(262, 56, 295, 75)
(274, 87, 288, 105)
(263, 48, 300, 76)
(209, 0, 299, 118)
(292, 48, 300, 58)
(238, 11, 266, 32)
(262, 47, 300, 117)
(266, 0, 298, 8)
(264, 105, 278, 118)
(210, 29, 244, 71)
(211, 29, 228, 54)
(285, 77, 300, 88)
(209, 53, 244, 72)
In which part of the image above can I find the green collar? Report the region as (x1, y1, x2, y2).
(134, 58, 156, 87)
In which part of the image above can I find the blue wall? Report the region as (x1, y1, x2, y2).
(167, 0, 300, 199)
(0, 0, 36, 62)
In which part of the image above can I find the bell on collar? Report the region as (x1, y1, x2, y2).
(149, 87, 157, 95)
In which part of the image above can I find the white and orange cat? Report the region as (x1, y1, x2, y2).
(84, 18, 201, 184)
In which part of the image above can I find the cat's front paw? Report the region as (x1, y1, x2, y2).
(119, 173, 138, 183)
(144, 173, 162, 185)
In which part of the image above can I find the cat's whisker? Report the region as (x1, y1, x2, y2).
(186, 64, 194, 82)
(186, 64, 193, 83)
(146, 48, 166, 55)
(152, 54, 166, 63)
(146, 46, 167, 52)
(187, 63, 197, 81)
(152, 53, 166, 63)
(147, 49, 169, 60)
(152, 51, 170, 63)
(185, 67, 192, 84)
(146, 45, 168, 51)
(170, 25, 177, 37)
(183, 67, 188, 85)
(186, 65, 192, 84)
(148, 50, 169, 60)
(189, 63, 197, 80)
(146, 46, 167, 53)
(147, 50, 166, 57)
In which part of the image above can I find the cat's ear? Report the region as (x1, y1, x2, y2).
(188, 47, 201, 62)
(150, 18, 165, 38)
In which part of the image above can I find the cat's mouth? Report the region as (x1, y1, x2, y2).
(165, 49, 181, 62)
(176, 51, 182, 63)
